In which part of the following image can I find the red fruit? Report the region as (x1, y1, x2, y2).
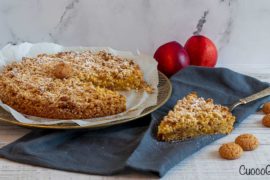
(154, 41, 190, 77)
(184, 35, 218, 67)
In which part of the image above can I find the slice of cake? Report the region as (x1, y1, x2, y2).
(157, 92, 235, 141)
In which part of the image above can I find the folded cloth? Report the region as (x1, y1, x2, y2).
(0, 66, 269, 177)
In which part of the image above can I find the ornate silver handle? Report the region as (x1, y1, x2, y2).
(229, 87, 270, 111)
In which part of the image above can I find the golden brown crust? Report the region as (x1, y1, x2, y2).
(157, 92, 236, 141)
(219, 142, 243, 160)
(0, 50, 153, 119)
(235, 134, 259, 151)
(262, 114, 270, 127)
(262, 102, 270, 114)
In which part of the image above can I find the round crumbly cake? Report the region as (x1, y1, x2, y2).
(0, 51, 151, 119)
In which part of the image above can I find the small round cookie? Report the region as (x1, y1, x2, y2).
(235, 134, 259, 151)
(262, 114, 270, 127)
(262, 102, 270, 114)
(53, 62, 73, 79)
(219, 142, 243, 160)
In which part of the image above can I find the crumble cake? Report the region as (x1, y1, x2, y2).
(0, 50, 152, 119)
(157, 92, 235, 141)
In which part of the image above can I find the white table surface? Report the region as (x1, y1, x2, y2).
(0, 64, 270, 180)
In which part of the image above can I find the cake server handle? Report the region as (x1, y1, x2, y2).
(229, 87, 270, 111)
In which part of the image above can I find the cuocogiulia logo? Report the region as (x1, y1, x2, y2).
(239, 165, 270, 175)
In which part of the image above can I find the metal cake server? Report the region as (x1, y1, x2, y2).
(229, 87, 270, 111)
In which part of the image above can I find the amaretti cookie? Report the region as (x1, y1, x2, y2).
(219, 142, 243, 160)
(235, 134, 259, 151)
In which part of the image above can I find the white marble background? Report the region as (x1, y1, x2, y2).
(0, 0, 269, 65)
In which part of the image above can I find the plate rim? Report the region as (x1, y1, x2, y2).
(0, 72, 172, 129)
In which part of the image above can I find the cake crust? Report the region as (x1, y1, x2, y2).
(0, 50, 151, 119)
